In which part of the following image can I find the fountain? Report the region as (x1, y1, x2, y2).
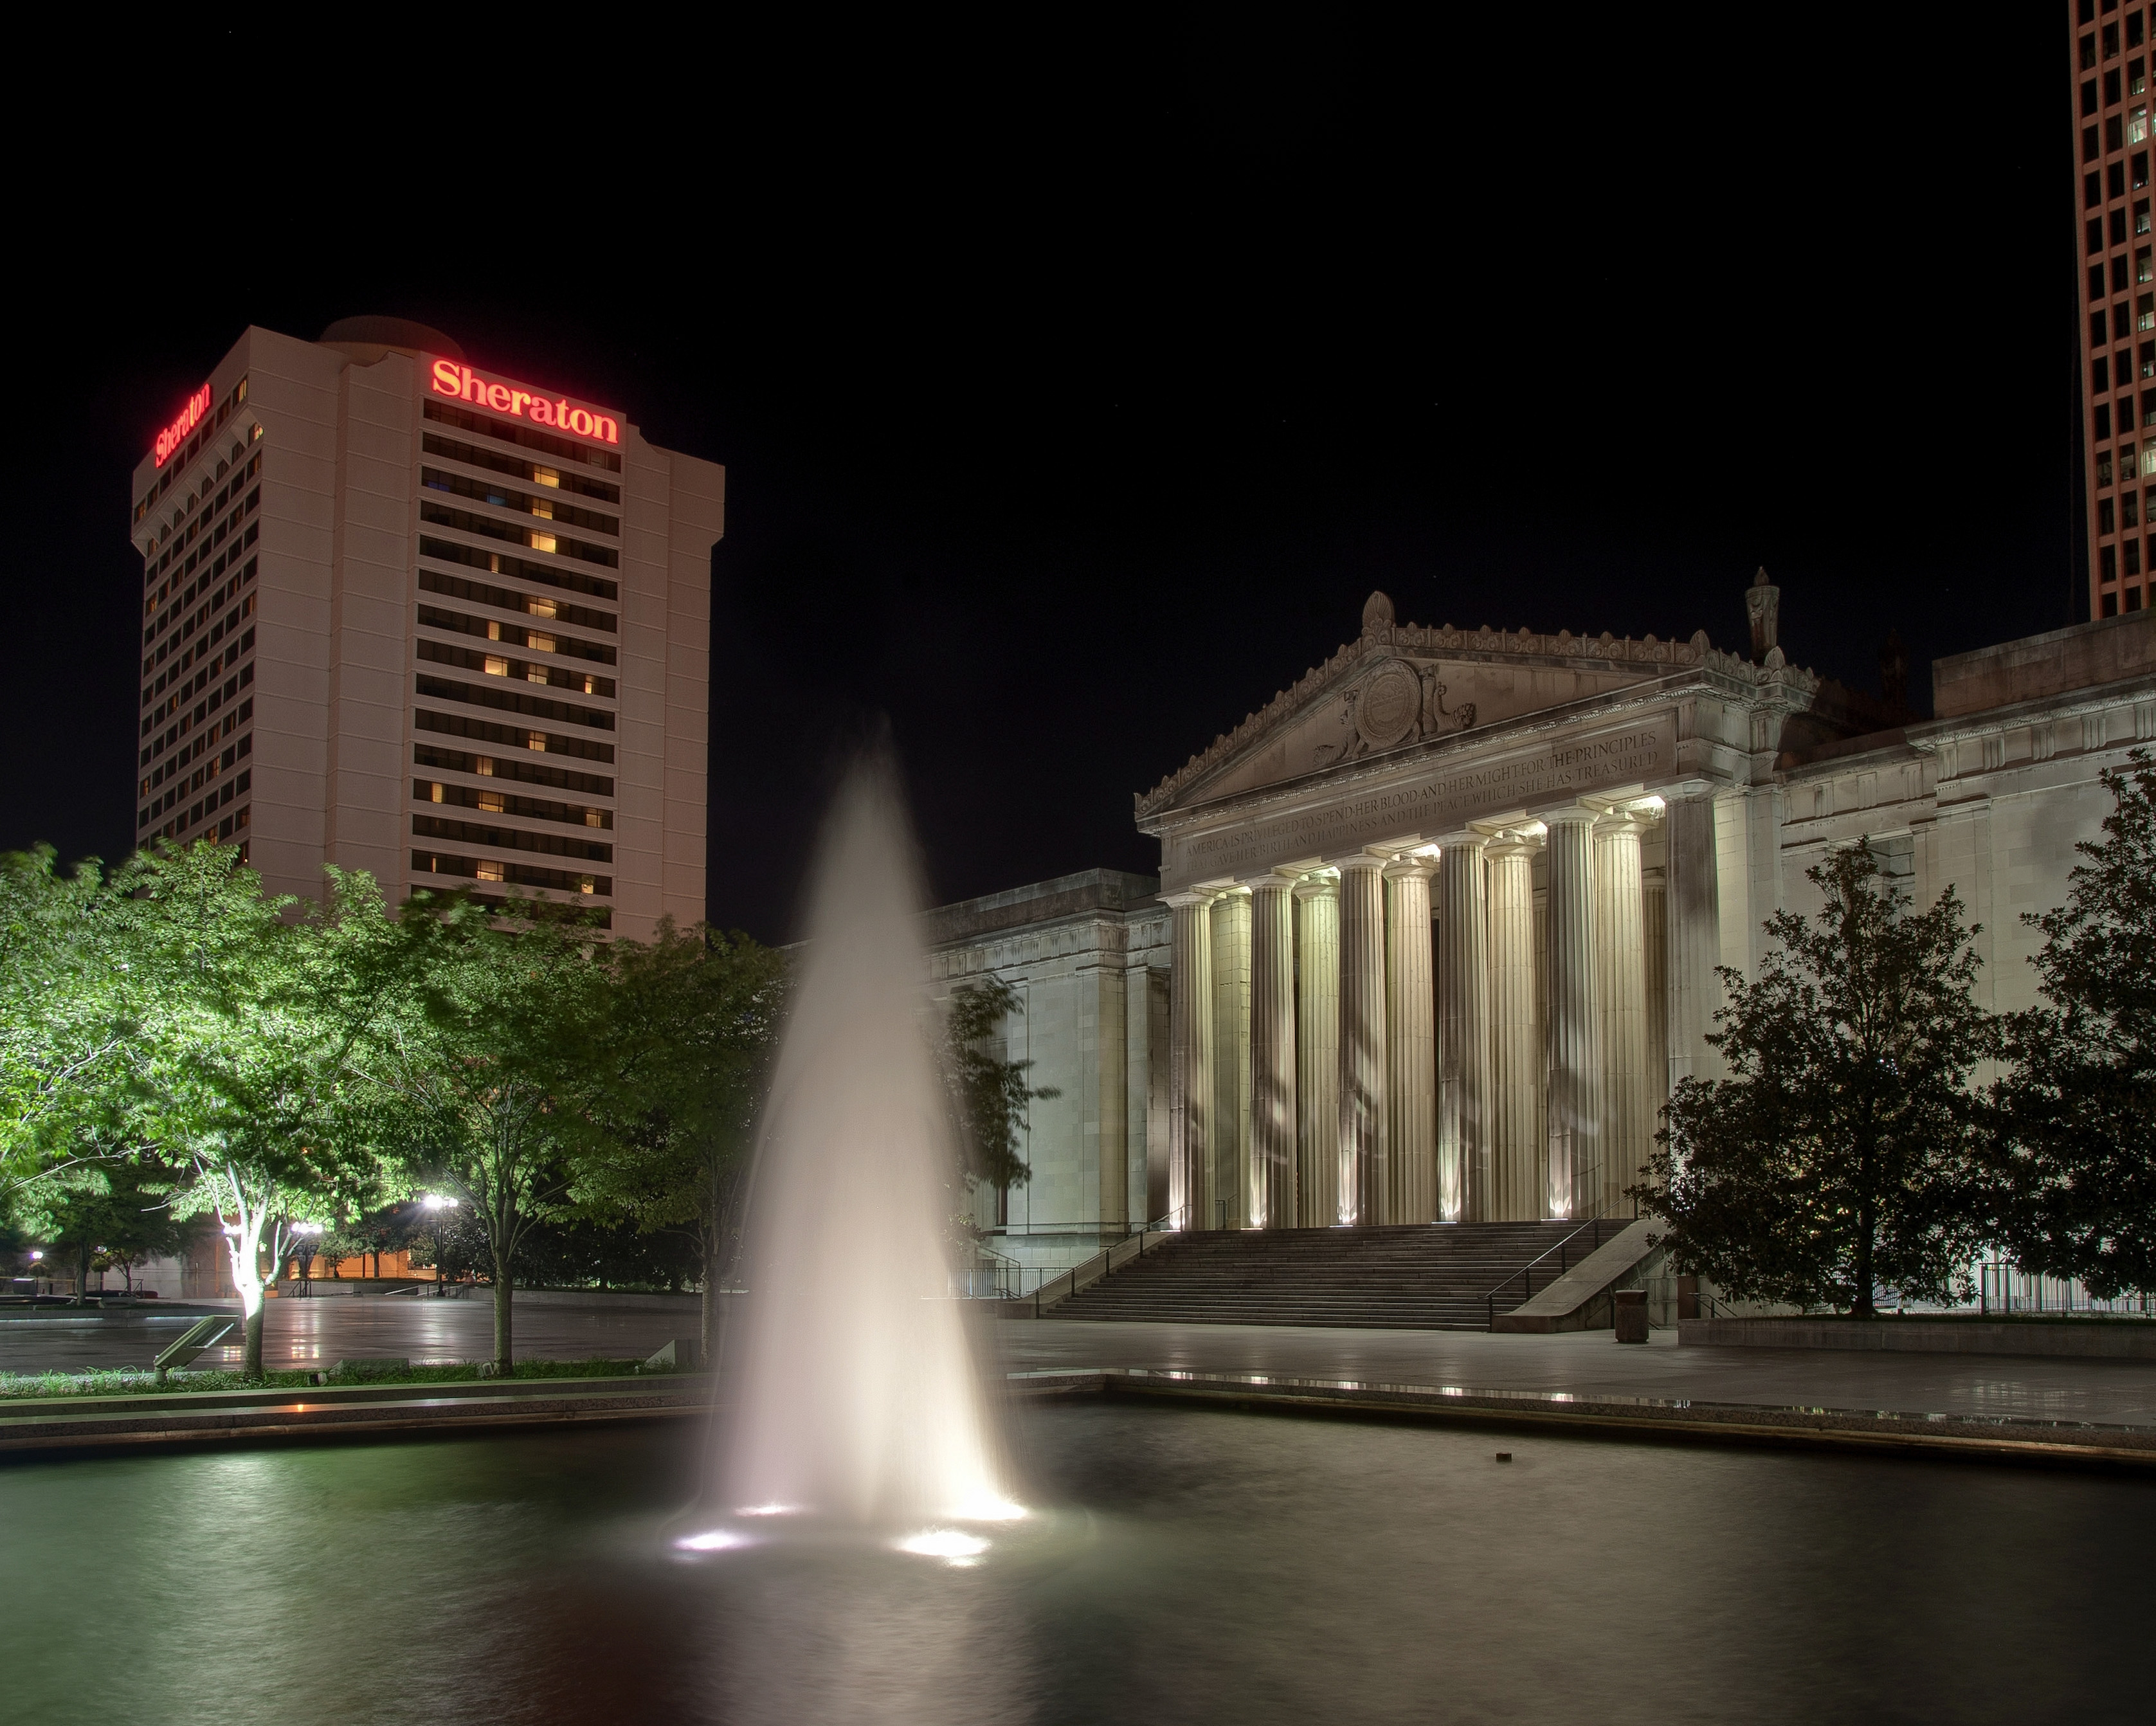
(707, 750, 1019, 1537)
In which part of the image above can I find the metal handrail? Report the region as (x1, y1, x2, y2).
(1481, 1213, 1629, 1331)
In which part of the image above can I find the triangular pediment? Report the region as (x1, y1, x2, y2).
(1136, 597, 1719, 819)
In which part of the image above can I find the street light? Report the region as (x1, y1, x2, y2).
(420, 1196, 457, 1296)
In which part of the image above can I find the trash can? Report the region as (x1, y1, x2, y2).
(1613, 1287, 1649, 1343)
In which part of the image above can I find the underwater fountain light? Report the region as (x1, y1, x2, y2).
(896, 1531, 988, 1561)
(675, 1530, 750, 1552)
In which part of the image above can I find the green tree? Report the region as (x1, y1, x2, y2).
(17, 1158, 185, 1304)
(940, 976, 1056, 1197)
(346, 889, 609, 1372)
(1987, 751, 2156, 1298)
(1631, 844, 1993, 1316)
(114, 845, 392, 1374)
(569, 920, 788, 1354)
(0, 847, 143, 1183)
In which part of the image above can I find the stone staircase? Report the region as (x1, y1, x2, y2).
(1046, 1222, 1609, 1331)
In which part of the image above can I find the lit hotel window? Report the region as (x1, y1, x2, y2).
(527, 730, 547, 752)
(528, 597, 557, 620)
(530, 532, 557, 554)
(485, 655, 509, 677)
(534, 466, 560, 489)
(475, 757, 496, 777)
(527, 666, 548, 686)
(430, 783, 445, 803)
(477, 860, 506, 882)
(528, 633, 556, 655)
(479, 791, 505, 813)
(579, 875, 596, 895)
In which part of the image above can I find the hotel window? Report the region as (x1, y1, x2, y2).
(2093, 309, 2110, 346)
(2094, 264, 2110, 302)
(2088, 171, 2105, 208)
(2138, 11, 2150, 48)
(2099, 403, 2114, 440)
(2115, 66, 2130, 105)
(478, 791, 506, 813)
(528, 633, 557, 654)
(2101, 496, 2117, 535)
(2131, 585, 2146, 610)
(2139, 293, 2153, 331)
(2127, 489, 2142, 527)
(2088, 78, 2103, 116)
(2137, 59, 2151, 95)
(2141, 248, 2153, 282)
(476, 860, 506, 882)
(2099, 448, 2115, 486)
(2110, 160, 2128, 198)
(2130, 538, 2144, 575)
(2109, 114, 2124, 152)
(2087, 125, 2103, 163)
(2104, 588, 2120, 616)
(485, 655, 509, 676)
(2136, 107, 2152, 146)
(2086, 32, 2099, 70)
(2103, 545, 2119, 584)
(2091, 217, 2106, 254)
(2108, 23, 2123, 60)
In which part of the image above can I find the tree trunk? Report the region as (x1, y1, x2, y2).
(700, 1213, 721, 1365)
(242, 1300, 266, 1378)
(1853, 1158, 1876, 1319)
(73, 1242, 90, 1307)
(492, 1269, 513, 1373)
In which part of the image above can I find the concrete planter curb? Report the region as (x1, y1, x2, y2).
(1678, 1317, 2156, 1360)
(1010, 1368, 2156, 1470)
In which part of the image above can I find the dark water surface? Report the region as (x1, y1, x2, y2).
(1, 1404, 2142, 1723)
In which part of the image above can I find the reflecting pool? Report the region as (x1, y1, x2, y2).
(1, 1403, 2142, 1723)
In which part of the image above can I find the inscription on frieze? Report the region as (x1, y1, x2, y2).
(1166, 714, 1674, 887)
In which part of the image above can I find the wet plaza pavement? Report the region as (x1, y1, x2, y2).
(6, 1298, 2153, 1429)
(0, 1295, 702, 1374)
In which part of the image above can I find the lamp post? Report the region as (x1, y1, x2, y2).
(421, 1196, 457, 1297)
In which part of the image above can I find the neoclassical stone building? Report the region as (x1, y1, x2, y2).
(929, 589, 2155, 1269)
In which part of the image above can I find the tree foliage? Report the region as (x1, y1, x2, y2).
(1632, 844, 1993, 1316)
(567, 919, 788, 1350)
(1986, 751, 2156, 1298)
(939, 976, 1055, 1195)
(339, 888, 611, 1370)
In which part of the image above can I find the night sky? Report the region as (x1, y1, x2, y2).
(12, 15, 2070, 942)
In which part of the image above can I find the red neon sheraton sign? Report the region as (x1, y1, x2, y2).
(154, 383, 213, 468)
(430, 359, 621, 446)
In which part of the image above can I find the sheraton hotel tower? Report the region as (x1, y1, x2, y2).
(127, 318, 717, 938)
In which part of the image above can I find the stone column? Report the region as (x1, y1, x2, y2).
(1485, 835, 1541, 1222)
(1664, 790, 1723, 1092)
(1594, 812, 1651, 1219)
(1543, 809, 1601, 1219)
(1433, 839, 1489, 1222)
(1248, 874, 1297, 1228)
(1386, 855, 1438, 1224)
(1336, 854, 1389, 1225)
(1294, 875, 1341, 1227)
(1642, 862, 1669, 1143)
(1209, 888, 1251, 1230)
(1164, 891, 1213, 1230)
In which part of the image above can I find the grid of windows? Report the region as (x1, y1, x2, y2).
(2079, 0, 2156, 618)
(137, 409, 262, 849)
(409, 416, 624, 909)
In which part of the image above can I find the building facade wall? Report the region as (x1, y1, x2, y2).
(127, 325, 716, 940)
(956, 602, 2154, 1246)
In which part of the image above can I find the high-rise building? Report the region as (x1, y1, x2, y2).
(2074, 0, 2156, 621)
(125, 318, 718, 939)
